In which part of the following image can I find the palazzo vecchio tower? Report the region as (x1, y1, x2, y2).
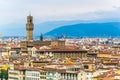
(26, 14, 34, 40)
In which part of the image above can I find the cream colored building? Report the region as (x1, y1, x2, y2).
(25, 70, 40, 80)
(8, 68, 26, 80)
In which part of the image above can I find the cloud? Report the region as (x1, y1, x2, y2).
(0, 0, 120, 25)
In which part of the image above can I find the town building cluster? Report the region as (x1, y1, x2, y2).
(0, 15, 120, 80)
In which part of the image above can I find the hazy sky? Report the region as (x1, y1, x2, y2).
(0, 0, 120, 25)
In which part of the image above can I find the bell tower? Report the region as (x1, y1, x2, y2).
(26, 14, 34, 40)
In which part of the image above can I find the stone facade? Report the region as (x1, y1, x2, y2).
(26, 14, 34, 41)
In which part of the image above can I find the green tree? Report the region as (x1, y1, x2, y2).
(0, 69, 8, 80)
(40, 33, 43, 41)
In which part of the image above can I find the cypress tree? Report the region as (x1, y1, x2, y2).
(40, 33, 43, 41)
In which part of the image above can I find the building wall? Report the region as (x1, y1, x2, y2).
(40, 70, 46, 80)
(25, 70, 40, 80)
(20, 41, 28, 51)
(20, 41, 51, 51)
(26, 30, 33, 41)
(8, 69, 25, 80)
(46, 71, 60, 80)
(51, 40, 65, 47)
(60, 72, 78, 80)
(53, 51, 87, 58)
(36, 50, 87, 59)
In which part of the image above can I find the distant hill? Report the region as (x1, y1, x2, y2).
(45, 22, 120, 38)
(1, 21, 120, 38)
(0, 20, 82, 37)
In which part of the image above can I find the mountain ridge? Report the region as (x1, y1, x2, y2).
(0, 21, 120, 38)
(45, 22, 120, 38)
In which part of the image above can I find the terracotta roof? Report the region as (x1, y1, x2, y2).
(38, 49, 87, 52)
